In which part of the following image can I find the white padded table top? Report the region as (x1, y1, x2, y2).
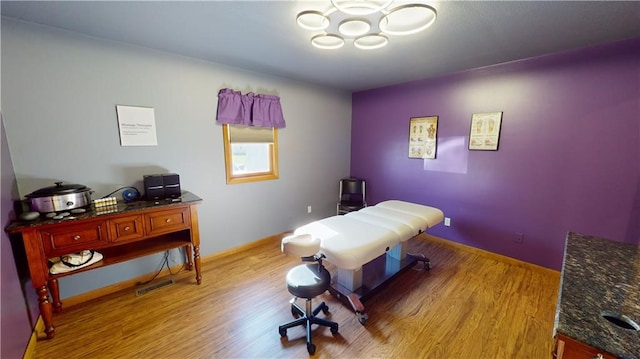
(293, 200, 444, 270)
(294, 215, 398, 270)
(345, 209, 415, 239)
(350, 206, 425, 236)
(376, 200, 444, 228)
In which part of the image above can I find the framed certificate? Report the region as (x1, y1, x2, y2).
(116, 105, 158, 146)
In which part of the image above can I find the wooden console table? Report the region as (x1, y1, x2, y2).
(5, 191, 203, 339)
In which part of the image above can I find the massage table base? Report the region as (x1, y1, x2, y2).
(326, 239, 430, 324)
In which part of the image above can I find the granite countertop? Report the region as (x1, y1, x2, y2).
(5, 191, 202, 233)
(555, 232, 639, 358)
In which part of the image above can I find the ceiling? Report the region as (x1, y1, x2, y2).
(2, 1, 639, 92)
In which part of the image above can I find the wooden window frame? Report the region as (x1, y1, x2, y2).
(222, 124, 279, 184)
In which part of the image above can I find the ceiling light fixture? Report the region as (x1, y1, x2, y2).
(331, 0, 394, 15)
(379, 4, 438, 35)
(311, 34, 346, 50)
(339, 18, 371, 37)
(296, 10, 330, 30)
(354, 34, 388, 50)
(296, 1, 437, 50)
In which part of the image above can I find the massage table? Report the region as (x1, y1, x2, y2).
(293, 200, 444, 324)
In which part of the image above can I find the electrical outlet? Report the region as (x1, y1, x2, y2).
(307, 206, 312, 214)
(514, 232, 524, 244)
(444, 217, 451, 227)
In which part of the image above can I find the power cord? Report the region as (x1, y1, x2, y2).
(135, 248, 186, 286)
(135, 251, 170, 286)
(167, 247, 186, 275)
(101, 186, 141, 201)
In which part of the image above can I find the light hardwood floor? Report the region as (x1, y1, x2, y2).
(33, 234, 560, 358)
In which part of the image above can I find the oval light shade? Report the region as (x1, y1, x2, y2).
(311, 34, 345, 49)
(354, 34, 388, 50)
(379, 4, 437, 36)
(296, 10, 330, 31)
(331, 0, 393, 15)
(338, 19, 371, 37)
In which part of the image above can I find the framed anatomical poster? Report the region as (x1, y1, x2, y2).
(409, 116, 438, 159)
(469, 112, 503, 151)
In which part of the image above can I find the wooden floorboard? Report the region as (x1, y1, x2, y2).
(33, 234, 560, 358)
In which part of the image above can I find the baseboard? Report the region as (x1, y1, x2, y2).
(202, 232, 287, 261)
(22, 315, 43, 359)
(423, 234, 560, 277)
(61, 232, 288, 308)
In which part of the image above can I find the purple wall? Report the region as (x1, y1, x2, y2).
(1, 117, 36, 357)
(352, 38, 640, 270)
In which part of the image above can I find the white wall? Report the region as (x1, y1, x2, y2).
(1, 19, 352, 298)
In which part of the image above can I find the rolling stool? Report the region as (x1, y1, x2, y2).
(278, 234, 339, 355)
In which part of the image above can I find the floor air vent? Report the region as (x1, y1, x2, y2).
(135, 279, 175, 296)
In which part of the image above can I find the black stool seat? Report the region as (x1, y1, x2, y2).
(279, 261, 338, 355)
(286, 264, 331, 298)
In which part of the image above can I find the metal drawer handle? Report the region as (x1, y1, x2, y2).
(124, 226, 130, 231)
(165, 218, 171, 223)
(73, 235, 80, 241)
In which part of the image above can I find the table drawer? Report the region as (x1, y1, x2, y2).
(144, 207, 190, 236)
(109, 214, 145, 243)
(41, 220, 108, 254)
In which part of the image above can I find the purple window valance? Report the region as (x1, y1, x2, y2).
(216, 88, 286, 128)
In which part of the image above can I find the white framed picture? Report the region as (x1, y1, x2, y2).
(116, 105, 158, 146)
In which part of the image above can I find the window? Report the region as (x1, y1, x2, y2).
(222, 124, 279, 184)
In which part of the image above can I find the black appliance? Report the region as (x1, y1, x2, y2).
(163, 173, 181, 198)
(144, 173, 181, 200)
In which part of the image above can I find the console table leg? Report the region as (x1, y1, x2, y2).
(193, 245, 202, 285)
(36, 286, 55, 339)
(185, 245, 193, 271)
(48, 279, 62, 313)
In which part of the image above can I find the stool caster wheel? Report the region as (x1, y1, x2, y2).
(356, 311, 368, 325)
(307, 343, 316, 355)
(330, 324, 339, 335)
(321, 303, 329, 315)
(278, 327, 287, 337)
(291, 305, 300, 318)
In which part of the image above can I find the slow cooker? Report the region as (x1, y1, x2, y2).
(25, 182, 92, 213)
